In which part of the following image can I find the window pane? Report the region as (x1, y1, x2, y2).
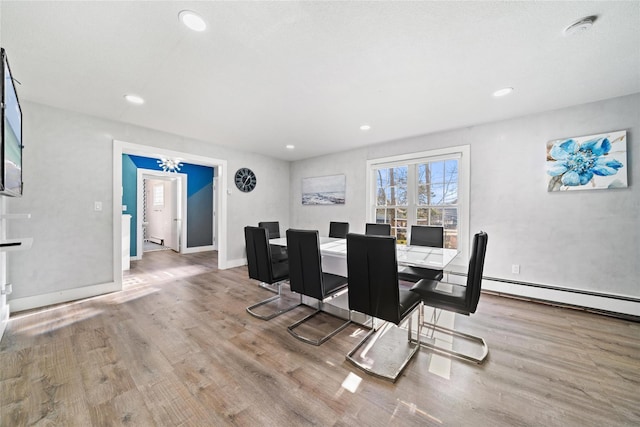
(377, 187, 386, 205)
(417, 184, 429, 205)
(395, 227, 407, 244)
(153, 184, 164, 207)
(375, 166, 408, 206)
(429, 208, 443, 225)
(417, 164, 428, 185)
(444, 230, 458, 249)
(390, 186, 407, 205)
(395, 208, 407, 230)
(445, 160, 458, 182)
(444, 208, 458, 229)
(386, 208, 396, 224)
(429, 161, 445, 184)
(444, 182, 458, 204)
(375, 208, 386, 223)
(443, 160, 459, 203)
(416, 208, 429, 224)
(431, 183, 445, 205)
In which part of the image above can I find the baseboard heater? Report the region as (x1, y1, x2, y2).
(148, 236, 164, 245)
(447, 271, 640, 322)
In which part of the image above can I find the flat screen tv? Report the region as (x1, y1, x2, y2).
(1, 48, 23, 197)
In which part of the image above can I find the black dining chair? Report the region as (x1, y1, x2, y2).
(258, 221, 288, 263)
(286, 229, 351, 345)
(410, 231, 489, 363)
(365, 223, 391, 236)
(328, 221, 349, 238)
(345, 233, 423, 382)
(398, 225, 445, 282)
(244, 226, 300, 320)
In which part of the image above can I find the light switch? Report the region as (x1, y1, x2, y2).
(94, 201, 103, 211)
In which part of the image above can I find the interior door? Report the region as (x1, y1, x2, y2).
(168, 178, 181, 252)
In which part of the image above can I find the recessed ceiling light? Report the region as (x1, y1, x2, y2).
(179, 10, 206, 32)
(360, 124, 371, 131)
(124, 94, 145, 105)
(286, 145, 295, 149)
(492, 87, 514, 97)
(563, 16, 596, 37)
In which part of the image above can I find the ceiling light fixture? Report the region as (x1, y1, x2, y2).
(286, 145, 295, 149)
(360, 124, 371, 131)
(492, 87, 514, 97)
(179, 10, 206, 32)
(124, 94, 145, 105)
(563, 16, 597, 36)
(157, 158, 183, 173)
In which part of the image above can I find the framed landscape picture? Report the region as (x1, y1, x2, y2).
(546, 130, 627, 192)
(302, 174, 346, 205)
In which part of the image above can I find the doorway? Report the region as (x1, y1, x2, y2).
(113, 140, 229, 290)
(137, 170, 187, 257)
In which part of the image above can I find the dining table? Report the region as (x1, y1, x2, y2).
(269, 235, 459, 325)
(270, 236, 459, 277)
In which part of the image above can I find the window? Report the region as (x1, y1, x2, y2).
(153, 183, 164, 207)
(416, 159, 459, 248)
(375, 166, 408, 241)
(367, 146, 469, 260)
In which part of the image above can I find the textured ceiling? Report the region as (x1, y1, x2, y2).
(1, 1, 639, 161)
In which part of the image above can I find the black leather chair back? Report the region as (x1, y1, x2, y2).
(329, 222, 349, 238)
(258, 221, 281, 239)
(245, 226, 277, 283)
(347, 233, 402, 324)
(465, 231, 488, 313)
(410, 225, 444, 247)
(365, 223, 391, 236)
(287, 229, 325, 300)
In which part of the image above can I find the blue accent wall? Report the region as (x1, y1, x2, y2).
(122, 154, 214, 257)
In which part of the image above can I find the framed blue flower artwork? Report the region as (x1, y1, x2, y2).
(546, 130, 627, 192)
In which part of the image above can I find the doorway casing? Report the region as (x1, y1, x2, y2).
(113, 140, 228, 290)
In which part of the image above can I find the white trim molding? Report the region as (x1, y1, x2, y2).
(9, 281, 121, 313)
(114, 140, 229, 273)
(183, 245, 216, 254)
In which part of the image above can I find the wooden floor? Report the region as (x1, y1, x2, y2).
(1, 250, 639, 426)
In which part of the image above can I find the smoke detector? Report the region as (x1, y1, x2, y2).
(563, 16, 597, 36)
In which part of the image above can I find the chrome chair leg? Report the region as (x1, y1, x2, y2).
(288, 305, 351, 346)
(416, 307, 488, 364)
(346, 307, 421, 383)
(246, 281, 301, 320)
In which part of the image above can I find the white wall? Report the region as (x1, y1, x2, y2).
(6, 102, 290, 307)
(290, 147, 369, 236)
(290, 93, 640, 310)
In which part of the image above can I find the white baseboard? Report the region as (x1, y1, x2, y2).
(8, 281, 122, 313)
(226, 257, 247, 269)
(182, 245, 215, 254)
(480, 277, 640, 317)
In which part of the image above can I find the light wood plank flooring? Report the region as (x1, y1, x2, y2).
(1, 250, 639, 426)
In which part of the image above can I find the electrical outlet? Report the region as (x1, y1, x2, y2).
(511, 264, 520, 274)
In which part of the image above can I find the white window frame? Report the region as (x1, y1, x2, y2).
(365, 145, 470, 268)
